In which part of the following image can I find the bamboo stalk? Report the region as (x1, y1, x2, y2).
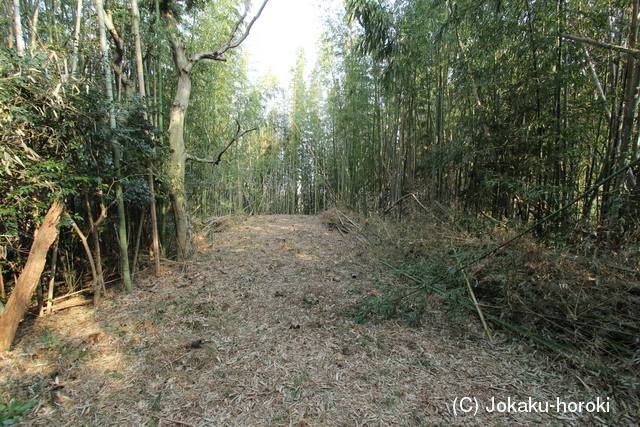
(606, 263, 640, 275)
(96, 0, 132, 292)
(53, 289, 87, 302)
(461, 269, 493, 342)
(0, 266, 4, 299)
(50, 298, 92, 312)
(132, 208, 146, 277)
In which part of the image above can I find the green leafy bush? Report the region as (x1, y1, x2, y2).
(0, 398, 36, 425)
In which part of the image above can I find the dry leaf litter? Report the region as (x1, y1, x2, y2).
(0, 214, 631, 426)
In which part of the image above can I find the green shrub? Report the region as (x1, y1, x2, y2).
(0, 398, 36, 425)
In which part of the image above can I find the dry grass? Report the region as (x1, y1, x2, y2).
(342, 208, 640, 421)
(0, 214, 633, 426)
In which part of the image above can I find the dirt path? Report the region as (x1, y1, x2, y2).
(1, 215, 620, 426)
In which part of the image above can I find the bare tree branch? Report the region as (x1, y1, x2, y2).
(563, 33, 640, 58)
(222, 0, 269, 52)
(69, 218, 98, 290)
(186, 121, 257, 165)
(189, 50, 227, 63)
(218, 0, 251, 51)
(186, 0, 269, 72)
(103, 10, 132, 97)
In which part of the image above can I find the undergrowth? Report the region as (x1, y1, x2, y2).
(335, 206, 640, 406)
(0, 398, 36, 425)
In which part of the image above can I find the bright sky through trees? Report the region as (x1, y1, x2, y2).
(244, 0, 325, 87)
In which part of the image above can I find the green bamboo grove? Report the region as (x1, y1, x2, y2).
(202, 0, 640, 233)
(1, 0, 639, 300)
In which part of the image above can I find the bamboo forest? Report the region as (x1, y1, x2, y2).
(1, 0, 640, 425)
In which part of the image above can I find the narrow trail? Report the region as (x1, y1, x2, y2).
(3, 215, 608, 426)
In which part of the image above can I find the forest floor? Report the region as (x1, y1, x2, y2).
(1, 214, 634, 426)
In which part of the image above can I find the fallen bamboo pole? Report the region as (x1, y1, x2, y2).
(462, 269, 493, 342)
(381, 260, 575, 356)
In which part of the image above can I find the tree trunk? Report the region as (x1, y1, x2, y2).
(160, 0, 269, 260)
(0, 199, 63, 350)
(612, 63, 640, 202)
(71, 0, 82, 77)
(609, 0, 640, 227)
(12, 0, 24, 56)
(6, 0, 14, 50)
(161, 2, 195, 261)
(83, 185, 105, 306)
(168, 70, 193, 260)
(28, 0, 39, 54)
(155, 0, 166, 258)
(132, 208, 145, 276)
(97, 0, 133, 291)
(132, 0, 161, 274)
(131, 0, 145, 97)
